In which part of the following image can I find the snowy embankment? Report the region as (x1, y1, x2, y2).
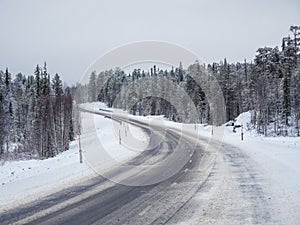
(224, 112, 300, 206)
(199, 112, 300, 207)
(0, 102, 148, 212)
(128, 111, 300, 212)
(1, 102, 299, 216)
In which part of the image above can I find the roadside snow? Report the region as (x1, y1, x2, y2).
(129, 111, 300, 214)
(98, 108, 300, 212)
(197, 112, 300, 207)
(0, 104, 148, 212)
(1, 102, 299, 222)
(130, 111, 300, 222)
(0, 141, 93, 211)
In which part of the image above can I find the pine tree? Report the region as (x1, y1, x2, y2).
(281, 36, 297, 133)
(52, 73, 63, 151)
(3, 68, 13, 150)
(88, 71, 97, 102)
(63, 88, 73, 150)
(289, 26, 300, 136)
(0, 71, 4, 156)
(12, 73, 26, 143)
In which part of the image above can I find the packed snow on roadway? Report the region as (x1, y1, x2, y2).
(0, 102, 149, 212)
(0, 102, 299, 219)
(134, 112, 300, 201)
(130, 111, 300, 223)
(200, 111, 300, 207)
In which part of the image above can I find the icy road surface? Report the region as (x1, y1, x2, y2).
(0, 105, 299, 224)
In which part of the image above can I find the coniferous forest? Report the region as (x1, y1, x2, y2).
(0, 63, 74, 161)
(78, 26, 300, 137)
(1, 26, 299, 161)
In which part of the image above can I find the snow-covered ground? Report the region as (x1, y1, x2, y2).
(128, 111, 300, 215)
(1, 103, 299, 221)
(200, 112, 300, 207)
(0, 103, 148, 212)
(128, 112, 300, 223)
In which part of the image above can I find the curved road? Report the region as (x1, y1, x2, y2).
(0, 109, 293, 224)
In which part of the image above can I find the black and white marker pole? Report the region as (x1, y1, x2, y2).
(241, 124, 244, 141)
(78, 131, 83, 163)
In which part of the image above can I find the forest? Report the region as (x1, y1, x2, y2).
(78, 26, 300, 137)
(0, 63, 74, 161)
(1, 26, 299, 161)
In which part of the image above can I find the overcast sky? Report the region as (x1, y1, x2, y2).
(1, 0, 299, 84)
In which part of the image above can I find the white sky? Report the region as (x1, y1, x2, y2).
(0, 0, 299, 84)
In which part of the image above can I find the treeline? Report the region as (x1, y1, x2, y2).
(76, 64, 199, 122)
(78, 26, 300, 136)
(209, 25, 300, 136)
(0, 63, 74, 160)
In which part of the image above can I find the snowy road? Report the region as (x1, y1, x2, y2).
(167, 141, 297, 224)
(0, 109, 298, 224)
(0, 113, 207, 224)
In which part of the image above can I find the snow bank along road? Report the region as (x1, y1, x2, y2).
(1, 109, 298, 224)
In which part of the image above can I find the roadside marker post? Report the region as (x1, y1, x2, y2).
(241, 125, 244, 141)
(78, 131, 83, 163)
